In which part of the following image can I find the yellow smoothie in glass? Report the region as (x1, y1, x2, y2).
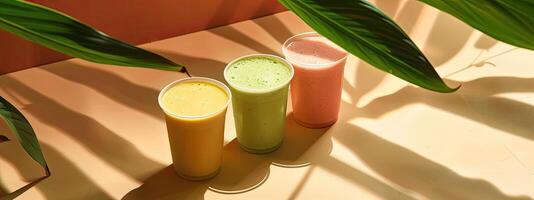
(158, 77, 230, 180)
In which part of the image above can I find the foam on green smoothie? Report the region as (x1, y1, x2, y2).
(226, 56, 291, 90)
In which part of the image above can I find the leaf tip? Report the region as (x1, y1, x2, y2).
(180, 67, 191, 77)
(0, 134, 9, 143)
(45, 165, 51, 176)
(439, 83, 461, 93)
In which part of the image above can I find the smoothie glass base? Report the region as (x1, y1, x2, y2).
(294, 117, 338, 129)
(239, 140, 283, 154)
(175, 167, 221, 181)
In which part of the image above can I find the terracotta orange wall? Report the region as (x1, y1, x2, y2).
(0, 0, 286, 75)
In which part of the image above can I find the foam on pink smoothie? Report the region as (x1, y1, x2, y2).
(284, 36, 347, 66)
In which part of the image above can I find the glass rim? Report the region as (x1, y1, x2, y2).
(158, 77, 231, 119)
(223, 54, 294, 93)
(282, 32, 348, 68)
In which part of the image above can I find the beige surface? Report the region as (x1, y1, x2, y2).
(1, 1, 534, 199)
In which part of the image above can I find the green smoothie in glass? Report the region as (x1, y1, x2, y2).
(224, 54, 294, 154)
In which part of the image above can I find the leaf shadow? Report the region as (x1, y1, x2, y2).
(40, 62, 163, 120)
(208, 26, 280, 56)
(0, 77, 165, 182)
(0, 176, 47, 200)
(393, 0, 425, 34)
(205, 0, 282, 56)
(316, 152, 418, 200)
(423, 12, 474, 67)
(253, 14, 294, 45)
(334, 123, 532, 200)
(336, 52, 534, 199)
(0, 141, 111, 199)
(375, 0, 402, 17)
(475, 34, 499, 50)
(356, 76, 534, 142)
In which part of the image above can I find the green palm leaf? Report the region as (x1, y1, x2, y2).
(0, 0, 186, 72)
(419, 0, 534, 50)
(0, 96, 49, 176)
(278, 0, 457, 92)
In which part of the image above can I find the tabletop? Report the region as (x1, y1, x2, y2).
(1, 3, 534, 200)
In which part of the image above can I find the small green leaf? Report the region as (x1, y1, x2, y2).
(419, 0, 534, 50)
(278, 0, 457, 93)
(0, 96, 49, 176)
(0, 0, 186, 72)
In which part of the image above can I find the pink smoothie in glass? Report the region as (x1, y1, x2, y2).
(282, 32, 347, 128)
